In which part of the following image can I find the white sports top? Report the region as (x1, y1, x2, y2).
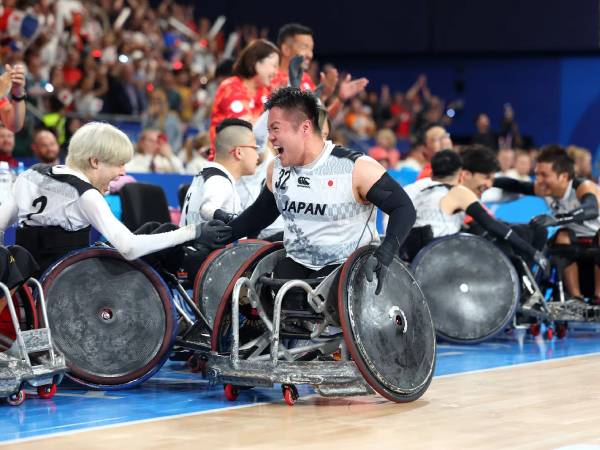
(0, 164, 195, 260)
(405, 178, 464, 238)
(545, 178, 600, 237)
(272, 141, 379, 270)
(180, 162, 241, 226)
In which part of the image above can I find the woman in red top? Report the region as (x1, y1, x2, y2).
(209, 39, 279, 160)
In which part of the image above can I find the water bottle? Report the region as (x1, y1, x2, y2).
(16, 161, 25, 176)
(0, 161, 13, 206)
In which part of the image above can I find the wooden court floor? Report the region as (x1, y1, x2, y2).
(3, 354, 600, 450)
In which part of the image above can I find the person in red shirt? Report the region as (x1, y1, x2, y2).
(209, 39, 279, 160)
(271, 23, 368, 117)
(271, 24, 316, 92)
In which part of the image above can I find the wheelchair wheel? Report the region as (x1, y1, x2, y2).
(412, 234, 520, 344)
(193, 240, 269, 328)
(42, 247, 177, 389)
(338, 245, 436, 403)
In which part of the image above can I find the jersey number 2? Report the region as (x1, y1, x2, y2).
(26, 196, 47, 220)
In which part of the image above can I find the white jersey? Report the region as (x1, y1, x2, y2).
(405, 178, 464, 238)
(180, 162, 241, 226)
(545, 178, 600, 237)
(237, 151, 284, 237)
(272, 141, 379, 270)
(15, 164, 95, 230)
(0, 164, 196, 262)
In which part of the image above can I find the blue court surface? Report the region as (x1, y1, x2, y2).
(3, 328, 600, 443)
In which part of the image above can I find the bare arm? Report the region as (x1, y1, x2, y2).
(0, 64, 26, 132)
(440, 185, 478, 214)
(353, 156, 387, 203)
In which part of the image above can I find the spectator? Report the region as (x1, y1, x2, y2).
(180, 132, 210, 175)
(416, 123, 453, 179)
(209, 39, 280, 160)
(567, 145, 593, 180)
(472, 113, 498, 151)
(0, 64, 26, 132)
(390, 90, 411, 140)
(0, 126, 18, 168)
(103, 63, 147, 116)
(345, 97, 376, 138)
(25, 51, 48, 108)
(481, 147, 516, 203)
(142, 88, 183, 151)
(396, 144, 427, 172)
(272, 23, 368, 117)
(125, 129, 184, 174)
(368, 129, 400, 167)
(369, 147, 391, 169)
(497, 148, 515, 175)
(74, 55, 109, 117)
(31, 129, 61, 165)
(505, 149, 532, 181)
(499, 103, 523, 149)
(272, 23, 317, 92)
(41, 95, 68, 147)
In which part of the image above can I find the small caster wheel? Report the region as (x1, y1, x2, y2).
(546, 327, 554, 340)
(7, 390, 25, 406)
(529, 323, 540, 336)
(187, 355, 205, 373)
(224, 384, 239, 401)
(37, 384, 57, 399)
(557, 323, 568, 339)
(282, 384, 299, 406)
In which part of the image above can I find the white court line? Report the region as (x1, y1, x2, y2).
(3, 351, 600, 446)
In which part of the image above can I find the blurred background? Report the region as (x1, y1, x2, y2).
(1, 0, 599, 180)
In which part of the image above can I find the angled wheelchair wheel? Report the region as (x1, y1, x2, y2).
(411, 234, 520, 344)
(338, 245, 436, 403)
(193, 240, 269, 329)
(42, 247, 176, 389)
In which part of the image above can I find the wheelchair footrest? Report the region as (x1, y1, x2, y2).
(206, 354, 369, 393)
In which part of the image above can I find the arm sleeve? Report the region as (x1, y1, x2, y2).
(79, 190, 196, 260)
(365, 172, 416, 265)
(199, 177, 235, 220)
(493, 177, 535, 195)
(229, 185, 280, 240)
(0, 194, 18, 231)
(566, 192, 599, 222)
(466, 201, 536, 259)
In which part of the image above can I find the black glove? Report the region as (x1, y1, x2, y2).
(288, 55, 304, 88)
(213, 209, 237, 224)
(533, 250, 550, 278)
(529, 214, 558, 228)
(363, 246, 395, 295)
(194, 220, 231, 250)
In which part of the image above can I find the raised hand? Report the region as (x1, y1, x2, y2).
(338, 74, 369, 101)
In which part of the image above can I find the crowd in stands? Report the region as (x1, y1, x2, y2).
(0, 0, 597, 184)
